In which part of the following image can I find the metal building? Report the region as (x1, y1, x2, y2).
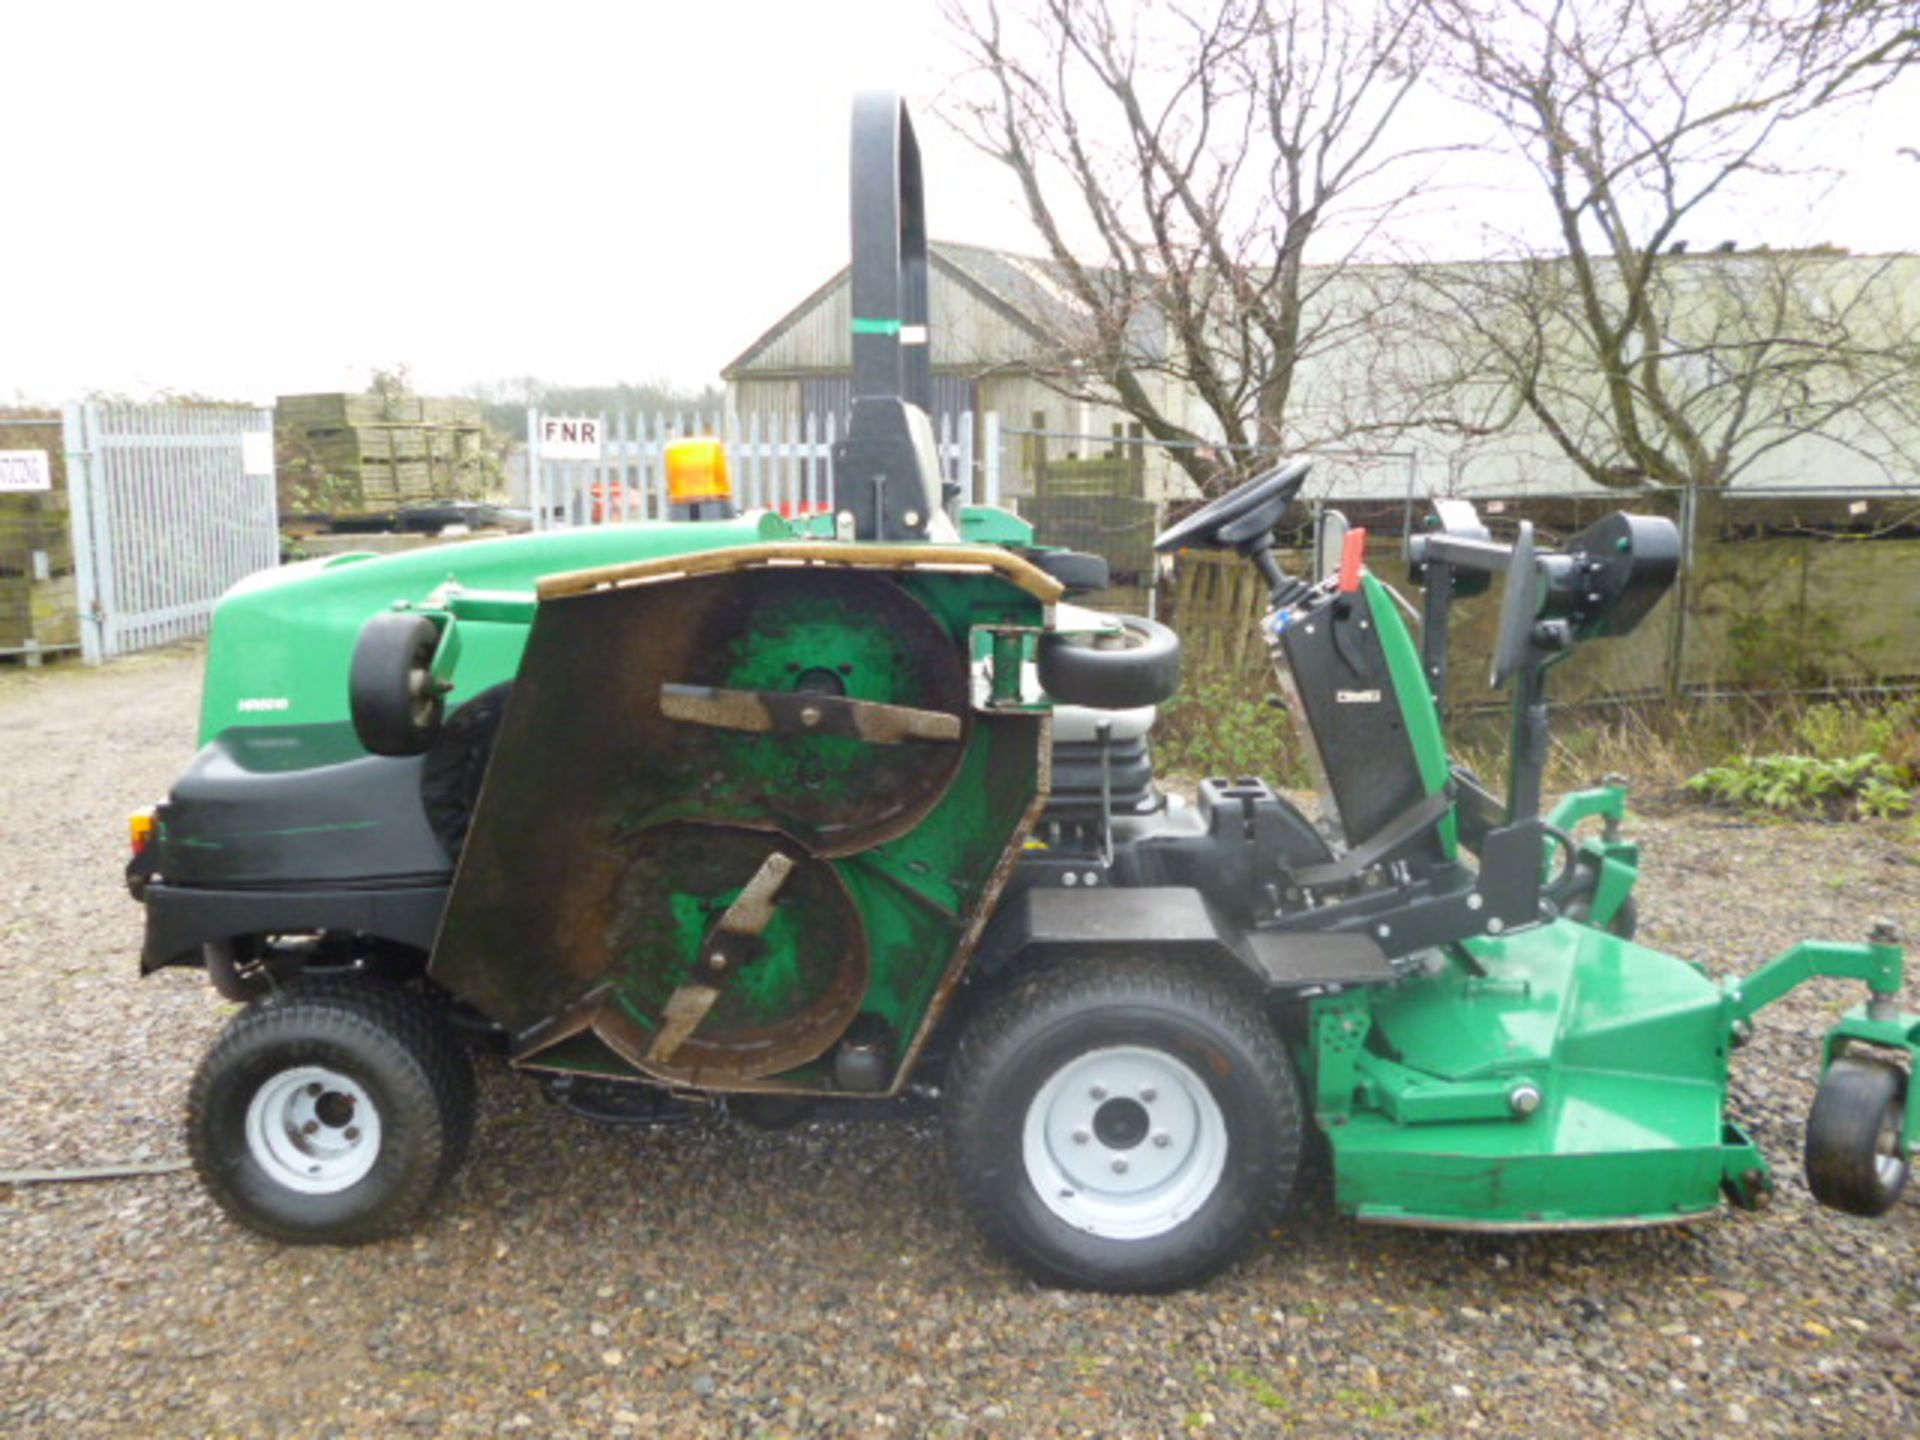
(723, 241, 1189, 499)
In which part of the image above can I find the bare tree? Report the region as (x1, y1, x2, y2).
(941, 0, 1432, 492)
(1385, 0, 1920, 495)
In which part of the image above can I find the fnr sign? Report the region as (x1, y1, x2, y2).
(0, 450, 52, 493)
(540, 416, 603, 461)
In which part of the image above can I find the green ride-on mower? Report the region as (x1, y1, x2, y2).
(128, 95, 1915, 1293)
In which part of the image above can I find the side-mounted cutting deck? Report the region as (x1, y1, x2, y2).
(1316, 921, 1915, 1227)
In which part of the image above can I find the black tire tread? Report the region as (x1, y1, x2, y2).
(350, 612, 442, 757)
(945, 956, 1300, 1292)
(1805, 1054, 1909, 1218)
(187, 978, 474, 1243)
(1036, 615, 1181, 711)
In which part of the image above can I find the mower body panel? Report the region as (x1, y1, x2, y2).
(1544, 782, 1639, 927)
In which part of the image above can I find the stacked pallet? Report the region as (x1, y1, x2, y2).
(276, 392, 489, 519)
(1035, 453, 1149, 499)
(0, 414, 79, 659)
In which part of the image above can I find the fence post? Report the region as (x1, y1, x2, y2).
(783, 410, 798, 514)
(956, 410, 975, 509)
(1147, 500, 1165, 622)
(826, 411, 839, 518)
(746, 409, 762, 509)
(253, 407, 280, 572)
(655, 411, 670, 517)
(526, 407, 543, 531)
(982, 411, 1001, 509)
(1666, 481, 1696, 697)
(61, 402, 104, 664)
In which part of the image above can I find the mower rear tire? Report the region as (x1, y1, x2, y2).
(187, 979, 475, 1243)
(944, 958, 1301, 1292)
(1805, 1054, 1909, 1217)
(351, 612, 445, 757)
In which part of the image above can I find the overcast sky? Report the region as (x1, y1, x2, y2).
(4, 0, 1915, 407)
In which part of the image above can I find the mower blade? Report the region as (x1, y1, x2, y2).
(647, 983, 722, 1065)
(659, 684, 962, 744)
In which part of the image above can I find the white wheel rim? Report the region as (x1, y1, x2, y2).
(244, 1065, 383, 1195)
(1874, 1098, 1907, 1189)
(1022, 1045, 1229, 1241)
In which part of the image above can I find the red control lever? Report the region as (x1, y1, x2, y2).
(1338, 526, 1368, 593)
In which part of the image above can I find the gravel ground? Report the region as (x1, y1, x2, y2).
(1, 646, 1915, 1439)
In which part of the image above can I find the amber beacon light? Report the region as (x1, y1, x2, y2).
(665, 437, 732, 506)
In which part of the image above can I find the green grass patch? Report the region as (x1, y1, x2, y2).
(1152, 667, 1309, 785)
(1683, 699, 1918, 819)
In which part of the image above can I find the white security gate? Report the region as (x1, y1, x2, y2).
(63, 402, 280, 662)
(527, 408, 1000, 528)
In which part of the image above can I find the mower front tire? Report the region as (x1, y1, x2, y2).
(945, 958, 1301, 1292)
(1805, 1054, 1910, 1217)
(187, 979, 475, 1243)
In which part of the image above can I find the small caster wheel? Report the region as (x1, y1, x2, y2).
(1037, 615, 1181, 710)
(350, 612, 446, 756)
(1805, 1055, 1909, 1217)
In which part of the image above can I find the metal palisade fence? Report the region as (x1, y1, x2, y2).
(527, 408, 1001, 528)
(63, 402, 279, 662)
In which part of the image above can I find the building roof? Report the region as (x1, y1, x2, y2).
(723, 241, 1102, 377)
(935, 241, 1098, 339)
(730, 244, 1920, 379)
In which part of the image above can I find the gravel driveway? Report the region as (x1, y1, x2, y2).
(2, 646, 1914, 1439)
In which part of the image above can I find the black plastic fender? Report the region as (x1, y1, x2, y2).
(140, 881, 449, 975)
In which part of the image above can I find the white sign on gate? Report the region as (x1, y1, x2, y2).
(540, 416, 603, 461)
(241, 431, 275, 477)
(0, 450, 52, 493)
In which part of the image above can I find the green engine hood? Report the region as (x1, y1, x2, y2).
(197, 514, 793, 746)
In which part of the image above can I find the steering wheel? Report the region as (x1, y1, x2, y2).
(1152, 459, 1312, 554)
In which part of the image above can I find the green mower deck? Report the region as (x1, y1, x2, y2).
(1318, 920, 1743, 1227)
(1314, 920, 1916, 1229)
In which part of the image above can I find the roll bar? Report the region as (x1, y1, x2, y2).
(834, 93, 944, 542)
(848, 93, 931, 414)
